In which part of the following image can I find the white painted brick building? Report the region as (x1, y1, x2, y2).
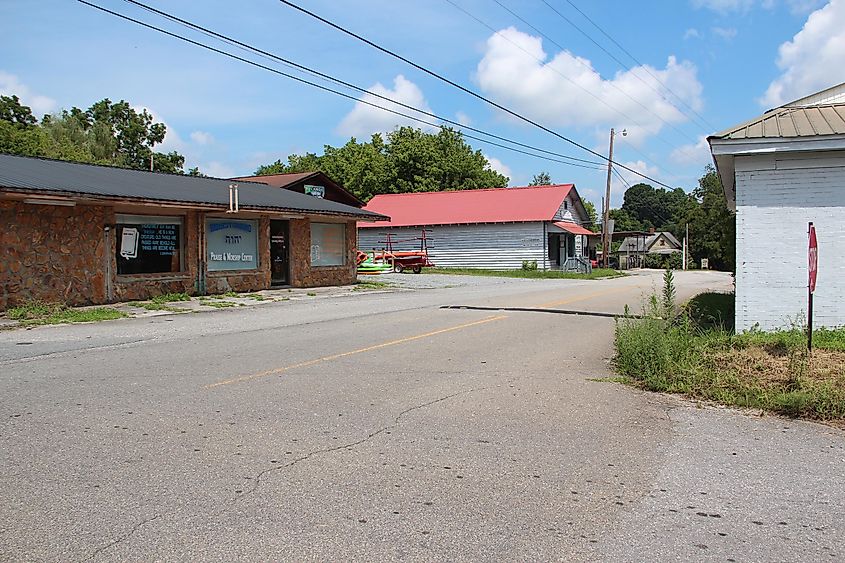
(709, 83, 845, 331)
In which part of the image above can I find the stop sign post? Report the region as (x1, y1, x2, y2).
(808, 222, 818, 351)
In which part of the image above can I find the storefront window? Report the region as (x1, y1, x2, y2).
(207, 219, 258, 271)
(116, 215, 183, 275)
(310, 223, 346, 266)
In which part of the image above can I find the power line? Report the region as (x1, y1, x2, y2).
(78, 0, 604, 174)
(542, 0, 715, 133)
(121, 0, 604, 170)
(445, 0, 645, 132)
(484, 0, 703, 148)
(277, 0, 677, 190)
(560, 0, 717, 131)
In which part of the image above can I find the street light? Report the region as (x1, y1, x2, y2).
(602, 128, 626, 268)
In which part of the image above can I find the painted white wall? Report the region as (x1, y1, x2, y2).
(735, 151, 845, 331)
(358, 222, 547, 269)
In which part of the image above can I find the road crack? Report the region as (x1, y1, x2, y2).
(235, 386, 490, 501)
(89, 514, 161, 560)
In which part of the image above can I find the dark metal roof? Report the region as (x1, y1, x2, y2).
(0, 154, 386, 220)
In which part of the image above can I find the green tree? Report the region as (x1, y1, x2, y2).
(1, 96, 187, 173)
(583, 200, 599, 232)
(529, 172, 552, 186)
(384, 127, 507, 193)
(254, 127, 508, 201)
(0, 95, 47, 157)
(608, 208, 644, 232)
(620, 182, 689, 231)
(0, 95, 37, 126)
(684, 165, 735, 271)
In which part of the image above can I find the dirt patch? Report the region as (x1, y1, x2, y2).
(714, 346, 845, 389)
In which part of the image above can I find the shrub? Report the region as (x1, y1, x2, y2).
(521, 260, 538, 271)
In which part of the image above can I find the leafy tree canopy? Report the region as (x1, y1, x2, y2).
(255, 126, 508, 201)
(683, 165, 735, 271)
(583, 200, 599, 232)
(529, 171, 552, 186)
(607, 165, 735, 271)
(0, 95, 187, 174)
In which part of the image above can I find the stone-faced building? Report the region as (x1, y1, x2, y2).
(0, 154, 386, 310)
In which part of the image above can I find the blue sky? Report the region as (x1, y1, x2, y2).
(2, 0, 843, 205)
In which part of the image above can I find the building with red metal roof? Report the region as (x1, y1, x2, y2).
(358, 184, 597, 270)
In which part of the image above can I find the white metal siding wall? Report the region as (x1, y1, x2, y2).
(357, 222, 547, 269)
(735, 152, 845, 331)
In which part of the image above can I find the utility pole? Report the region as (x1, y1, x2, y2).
(602, 128, 616, 268)
(684, 223, 689, 270)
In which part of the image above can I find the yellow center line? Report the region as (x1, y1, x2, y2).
(205, 314, 508, 389)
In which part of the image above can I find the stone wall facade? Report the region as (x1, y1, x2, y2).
(1, 200, 360, 310)
(1, 200, 109, 309)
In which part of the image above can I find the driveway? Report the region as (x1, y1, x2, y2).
(1, 270, 842, 562)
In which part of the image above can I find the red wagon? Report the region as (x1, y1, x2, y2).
(375, 230, 435, 273)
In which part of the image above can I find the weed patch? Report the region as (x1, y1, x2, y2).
(151, 292, 191, 304)
(7, 301, 126, 326)
(132, 301, 182, 312)
(614, 280, 845, 422)
(354, 280, 392, 291)
(198, 299, 236, 309)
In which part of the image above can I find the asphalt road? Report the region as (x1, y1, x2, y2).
(1, 270, 843, 562)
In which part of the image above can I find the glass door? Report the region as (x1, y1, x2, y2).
(270, 220, 289, 286)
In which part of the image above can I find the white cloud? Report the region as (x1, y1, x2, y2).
(201, 161, 236, 178)
(0, 71, 56, 116)
(484, 154, 512, 180)
(190, 130, 214, 145)
(670, 136, 713, 166)
(337, 74, 436, 138)
(475, 28, 703, 142)
(683, 28, 701, 39)
(712, 26, 738, 40)
(456, 111, 472, 126)
(761, 0, 845, 107)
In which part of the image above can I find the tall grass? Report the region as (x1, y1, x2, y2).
(614, 273, 845, 421)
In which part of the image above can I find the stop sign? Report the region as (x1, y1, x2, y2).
(809, 223, 818, 293)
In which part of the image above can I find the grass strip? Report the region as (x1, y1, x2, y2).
(7, 301, 127, 326)
(426, 267, 625, 280)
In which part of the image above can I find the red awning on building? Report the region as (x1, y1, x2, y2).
(553, 222, 595, 236)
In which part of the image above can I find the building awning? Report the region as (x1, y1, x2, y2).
(553, 222, 595, 236)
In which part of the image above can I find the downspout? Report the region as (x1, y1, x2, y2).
(104, 226, 114, 302)
(197, 212, 207, 295)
